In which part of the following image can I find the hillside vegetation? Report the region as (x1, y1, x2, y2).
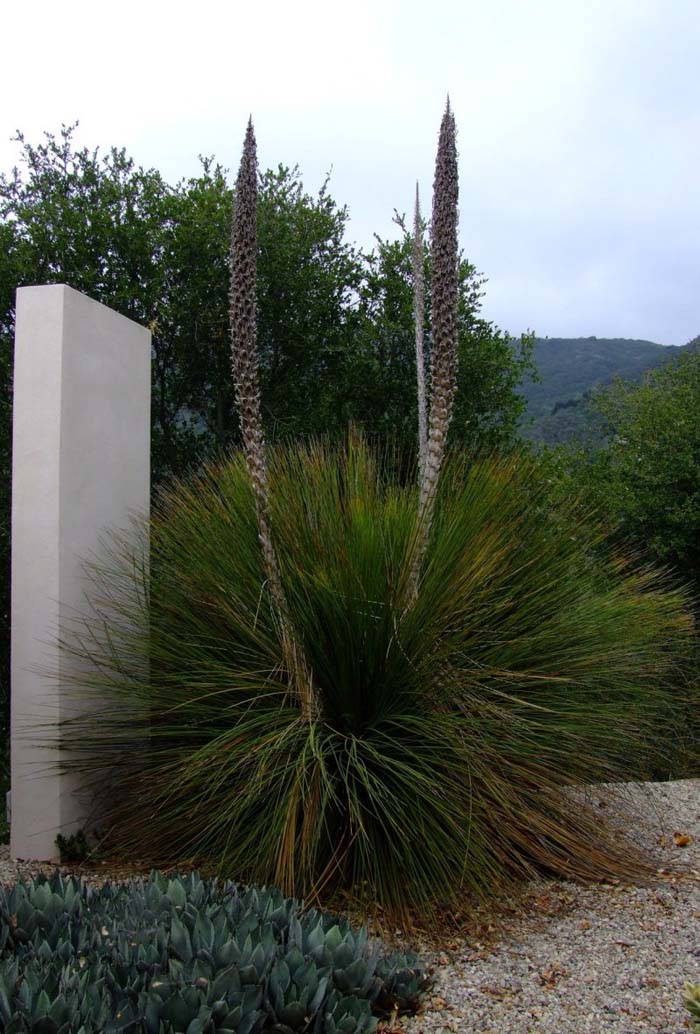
(521, 336, 696, 444)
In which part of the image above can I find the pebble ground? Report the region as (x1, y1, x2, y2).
(401, 780, 700, 1033)
(1, 780, 698, 1032)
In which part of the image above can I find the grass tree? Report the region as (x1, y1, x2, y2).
(55, 107, 694, 922)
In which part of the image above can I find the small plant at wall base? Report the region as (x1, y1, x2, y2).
(55, 108, 693, 921)
(55, 826, 102, 864)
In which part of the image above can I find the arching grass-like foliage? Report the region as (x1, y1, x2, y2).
(60, 438, 691, 919)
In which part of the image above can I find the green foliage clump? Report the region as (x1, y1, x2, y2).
(0, 870, 429, 1032)
(59, 437, 691, 918)
(542, 345, 700, 586)
(684, 982, 700, 1031)
(55, 828, 100, 864)
(589, 346, 700, 584)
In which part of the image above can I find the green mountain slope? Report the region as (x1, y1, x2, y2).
(520, 336, 694, 445)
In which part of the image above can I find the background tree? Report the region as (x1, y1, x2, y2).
(159, 160, 365, 466)
(538, 346, 700, 774)
(257, 167, 364, 439)
(350, 219, 534, 453)
(561, 347, 700, 586)
(0, 124, 535, 728)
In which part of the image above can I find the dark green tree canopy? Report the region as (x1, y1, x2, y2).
(1, 124, 533, 471)
(543, 345, 700, 588)
(349, 217, 534, 453)
(593, 347, 700, 579)
(0, 124, 535, 717)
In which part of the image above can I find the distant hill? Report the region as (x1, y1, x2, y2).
(520, 336, 696, 445)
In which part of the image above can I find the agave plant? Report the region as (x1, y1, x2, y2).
(0, 871, 430, 1032)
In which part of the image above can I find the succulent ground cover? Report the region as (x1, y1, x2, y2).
(0, 870, 430, 1033)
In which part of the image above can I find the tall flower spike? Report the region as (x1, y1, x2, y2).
(230, 119, 281, 608)
(412, 99, 459, 586)
(413, 182, 428, 482)
(229, 119, 317, 723)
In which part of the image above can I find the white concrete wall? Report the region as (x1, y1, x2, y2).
(11, 284, 151, 860)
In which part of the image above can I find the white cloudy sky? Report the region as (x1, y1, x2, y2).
(2, 0, 699, 344)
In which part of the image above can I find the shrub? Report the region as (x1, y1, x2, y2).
(684, 982, 700, 1030)
(55, 827, 99, 864)
(58, 437, 692, 918)
(0, 870, 430, 1033)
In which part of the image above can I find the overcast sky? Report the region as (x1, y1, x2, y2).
(2, 0, 699, 345)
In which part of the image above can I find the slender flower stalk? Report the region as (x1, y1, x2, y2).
(411, 99, 460, 587)
(230, 119, 281, 613)
(229, 118, 317, 722)
(413, 183, 428, 483)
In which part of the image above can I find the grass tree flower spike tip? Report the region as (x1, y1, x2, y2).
(413, 99, 459, 583)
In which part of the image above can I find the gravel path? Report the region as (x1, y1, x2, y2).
(403, 779, 700, 1033)
(0, 780, 698, 1032)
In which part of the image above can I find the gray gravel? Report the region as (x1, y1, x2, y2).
(0, 780, 698, 1032)
(0, 845, 147, 885)
(403, 779, 700, 1033)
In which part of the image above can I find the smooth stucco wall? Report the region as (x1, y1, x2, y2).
(10, 284, 150, 860)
